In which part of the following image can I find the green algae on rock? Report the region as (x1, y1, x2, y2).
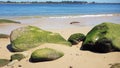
(68, 33, 85, 45)
(10, 54, 25, 61)
(0, 34, 9, 38)
(30, 48, 64, 62)
(10, 26, 71, 52)
(0, 59, 10, 67)
(0, 19, 20, 24)
(81, 23, 120, 53)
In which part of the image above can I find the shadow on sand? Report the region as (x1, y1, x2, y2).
(7, 44, 15, 52)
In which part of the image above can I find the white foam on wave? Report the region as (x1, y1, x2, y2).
(49, 14, 113, 19)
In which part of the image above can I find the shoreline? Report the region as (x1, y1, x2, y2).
(0, 13, 120, 19)
(0, 13, 120, 34)
(48, 13, 120, 19)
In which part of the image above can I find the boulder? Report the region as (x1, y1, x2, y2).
(10, 54, 25, 61)
(10, 26, 71, 52)
(81, 23, 120, 53)
(68, 33, 85, 45)
(30, 48, 64, 62)
(70, 21, 80, 24)
(0, 19, 20, 24)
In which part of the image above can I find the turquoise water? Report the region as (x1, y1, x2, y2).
(0, 3, 120, 16)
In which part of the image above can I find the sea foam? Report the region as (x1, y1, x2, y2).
(49, 14, 113, 19)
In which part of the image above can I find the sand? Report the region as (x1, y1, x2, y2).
(0, 15, 120, 68)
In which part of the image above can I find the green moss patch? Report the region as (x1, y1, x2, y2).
(81, 23, 120, 53)
(0, 59, 10, 67)
(10, 26, 71, 52)
(0, 19, 20, 24)
(30, 48, 64, 62)
(68, 33, 85, 45)
(10, 54, 25, 61)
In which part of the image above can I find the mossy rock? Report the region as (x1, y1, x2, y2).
(0, 19, 20, 24)
(68, 33, 85, 45)
(0, 34, 9, 38)
(110, 63, 120, 68)
(81, 23, 120, 53)
(10, 54, 25, 61)
(0, 59, 10, 67)
(30, 48, 64, 62)
(10, 26, 71, 52)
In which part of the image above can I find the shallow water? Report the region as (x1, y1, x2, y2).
(0, 3, 120, 17)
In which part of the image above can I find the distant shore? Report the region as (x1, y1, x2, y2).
(0, 1, 120, 4)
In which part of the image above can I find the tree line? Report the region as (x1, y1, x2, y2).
(0, 1, 96, 4)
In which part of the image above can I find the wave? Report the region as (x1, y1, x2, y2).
(48, 14, 115, 19)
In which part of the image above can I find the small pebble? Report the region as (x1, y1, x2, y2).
(18, 65, 22, 67)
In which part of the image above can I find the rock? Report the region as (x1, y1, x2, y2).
(10, 54, 25, 61)
(0, 59, 10, 67)
(68, 33, 85, 45)
(0, 19, 20, 24)
(81, 23, 120, 53)
(10, 26, 71, 52)
(70, 21, 80, 24)
(110, 63, 120, 68)
(0, 34, 9, 38)
(18, 65, 22, 67)
(30, 48, 64, 62)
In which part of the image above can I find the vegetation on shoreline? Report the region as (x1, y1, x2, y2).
(0, 1, 95, 4)
(0, 1, 119, 4)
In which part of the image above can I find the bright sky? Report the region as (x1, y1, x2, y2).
(0, 0, 120, 3)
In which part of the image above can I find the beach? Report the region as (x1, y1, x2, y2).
(0, 14, 120, 68)
(0, 14, 120, 34)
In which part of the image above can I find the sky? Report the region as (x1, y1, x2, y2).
(0, 0, 120, 3)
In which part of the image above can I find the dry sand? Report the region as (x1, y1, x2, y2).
(0, 16, 120, 68)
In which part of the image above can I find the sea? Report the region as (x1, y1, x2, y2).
(0, 3, 120, 17)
